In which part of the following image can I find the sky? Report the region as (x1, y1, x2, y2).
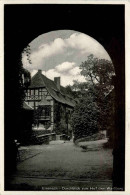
(22, 30, 111, 87)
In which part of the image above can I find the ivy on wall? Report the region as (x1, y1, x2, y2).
(54, 101, 72, 135)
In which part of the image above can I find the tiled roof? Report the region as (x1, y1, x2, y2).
(28, 71, 46, 88)
(29, 71, 75, 107)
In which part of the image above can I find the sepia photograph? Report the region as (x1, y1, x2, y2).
(3, 3, 126, 192)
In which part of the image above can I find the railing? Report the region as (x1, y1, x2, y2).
(31, 133, 56, 144)
(39, 116, 50, 120)
(25, 95, 41, 101)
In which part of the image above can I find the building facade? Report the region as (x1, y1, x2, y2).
(24, 70, 75, 135)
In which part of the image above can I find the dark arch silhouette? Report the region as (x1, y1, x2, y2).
(4, 4, 125, 190)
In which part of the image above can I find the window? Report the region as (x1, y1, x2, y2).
(31, 90, 34, 95)
(45, 107, 50, 116)
(35, 89, 38, 95)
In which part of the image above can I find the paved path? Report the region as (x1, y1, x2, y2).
(6, 140, 113, 191)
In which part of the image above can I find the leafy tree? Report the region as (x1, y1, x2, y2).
(71, 54, 115, 141)
(70, 54, 115, 103)
(64, 85, 76, 98)
(23, 44, 32, 65)
(65, 81, 90, 99)
(79, 54, 115, 125)
(80, 54, 114, 94)
(22, 68, 31, 88)
(71, 96, 99, 140)
(15, 49, 32, 143)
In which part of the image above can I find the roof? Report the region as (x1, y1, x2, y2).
(29, 71, 75, 107)
(23, 102, 33, 110)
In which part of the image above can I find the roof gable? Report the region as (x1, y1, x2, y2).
(28, 71, 75, 107)
(29, 72, 46, 88)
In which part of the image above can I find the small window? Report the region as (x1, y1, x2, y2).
(39, 91, 41, 96)
(31, 90, 34, 95)
(28, 89, 30, 96)
(35, 89, 38, 95)
(35, 102, 38, 107)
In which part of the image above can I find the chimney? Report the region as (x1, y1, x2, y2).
(54, 77, 60, 90)
(38, 69, 42, 74)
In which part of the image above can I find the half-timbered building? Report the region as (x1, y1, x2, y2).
(24, 70, 75, 135)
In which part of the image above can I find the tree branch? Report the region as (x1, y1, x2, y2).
(89, 72, 95, 86)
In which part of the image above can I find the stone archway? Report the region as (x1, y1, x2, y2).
(4, 4, 125, 190)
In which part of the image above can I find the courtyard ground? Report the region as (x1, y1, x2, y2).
(5, 140, 113, 191)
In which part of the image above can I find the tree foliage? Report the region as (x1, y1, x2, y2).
(21, 67, 31, 88)
(71, 96, 99, 140)
(80, 54, 114, 94)
(71, 54, 115, 141)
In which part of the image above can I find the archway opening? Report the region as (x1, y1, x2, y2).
(4, 5, 125, 191)
(16, 29, 116, 189)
